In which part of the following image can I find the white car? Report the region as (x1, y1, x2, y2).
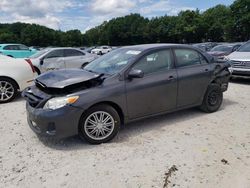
(226, 41, 250, 77)
(91, 46, 112, 55)
(0, 55, 35, 103)
(27, 48, 99, 74)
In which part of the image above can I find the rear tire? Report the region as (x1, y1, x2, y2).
(0, 78, 18, 103)
(79, 104, 120, 144)
(199, 84, 223, 113)
(34, 67, 41, 75)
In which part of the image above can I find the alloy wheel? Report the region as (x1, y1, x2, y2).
(84, 111, 115, 141)
(0, 81, 15, 102)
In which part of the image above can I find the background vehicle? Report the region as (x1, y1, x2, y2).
(208, 43, 242, 59)
(91, 46, 112, 55)
(0, 44, 37, 58)
(0, 55, 35, 103)
(226, 41, 250, 77)
(27, 47, 99, 74)
(23, 44, 231, 144)
(192, 42, 218, 52)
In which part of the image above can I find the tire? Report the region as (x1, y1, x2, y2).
(199, 84, 223, 113)
(7, 55, 13, 58)
(34, 67, 41, 75)
(0, 78, 18, 103)
(79, 104, 121, 144)
(98, 51, 102, 55)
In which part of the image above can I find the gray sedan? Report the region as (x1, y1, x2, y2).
(23, 44, 231, 144)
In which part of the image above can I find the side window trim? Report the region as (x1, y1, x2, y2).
(173, 48, 209, 68)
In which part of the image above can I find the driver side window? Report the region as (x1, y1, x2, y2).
(132, 49, 172, 75)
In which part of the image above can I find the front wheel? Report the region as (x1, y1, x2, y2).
(0, 78, 18, 103)
(79, 105, 121, 144)
(199, 84, 223, 113)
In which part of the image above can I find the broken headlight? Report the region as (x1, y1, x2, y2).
(43, 96, 79, 110)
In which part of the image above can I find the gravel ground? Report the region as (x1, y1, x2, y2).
(0, 78, 250, 188)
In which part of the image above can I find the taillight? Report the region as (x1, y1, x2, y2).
(25, 59, 35, 73)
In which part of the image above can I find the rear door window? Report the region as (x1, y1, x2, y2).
(64, 49, 84, 57)
(3, 45, 19, 50)
(174, 49, 207, 67)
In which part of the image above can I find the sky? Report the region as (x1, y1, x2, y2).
(0, 0, 235, 33)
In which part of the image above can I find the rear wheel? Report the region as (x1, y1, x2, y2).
(0, 78, 18, 103)
(200, 84, 223, 113)
(79, 104, 120, 144)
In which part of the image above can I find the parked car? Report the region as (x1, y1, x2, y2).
(27, 47, 99, 74)
(0, 44, 37, 58)
(193, 42, 218, 52)
(22, 44, 231, 144)
(208, 43, 242, 59)
(29, 46, 42, 51)
(91, 46, 112, 55)
(0, 55, 35, 103)
(226, 41, 250, 77)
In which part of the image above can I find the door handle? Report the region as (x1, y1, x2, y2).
(204, 68, 209, 72)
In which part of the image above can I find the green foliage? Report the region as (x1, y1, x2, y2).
(0, 0, 249, 47)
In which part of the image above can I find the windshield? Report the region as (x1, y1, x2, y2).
(30, 48, 50, 58)
(238, 42, 250, 52)
(210, 45, 233, 52)
(84, 48, 141, 75)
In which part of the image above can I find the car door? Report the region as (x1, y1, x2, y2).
(64, 49, 87, 69)
(173, 48, 213, 108)
(40, 49, 65, 72)
(18, 45, 32, 58)
(2, 45, 18, 57)
(125, 49, 177, 119)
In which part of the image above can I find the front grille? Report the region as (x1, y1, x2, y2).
(22, 87, 50, 108)
(232, 61, 250, 69)
(23, 91, 44, 108)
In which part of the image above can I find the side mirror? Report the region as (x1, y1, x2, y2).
(128, 69, 144, 79)
(40, 59, 44, 65)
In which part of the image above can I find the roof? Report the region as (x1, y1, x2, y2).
(0, 43, 23, 46)
(121, 43, 191, 51)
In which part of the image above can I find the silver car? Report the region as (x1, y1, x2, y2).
(27, 48, 99, 74)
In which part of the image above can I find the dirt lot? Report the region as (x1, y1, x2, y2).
(0, 78, 250, 188)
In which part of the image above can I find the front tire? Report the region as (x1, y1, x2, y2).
(79, 105, 120, 144)
(200, 84, 223, 113)
(0, 78, 18, 103)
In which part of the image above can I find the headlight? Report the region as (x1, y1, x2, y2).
(43, 96, 79, 110)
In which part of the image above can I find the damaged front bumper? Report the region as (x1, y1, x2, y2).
(26, 103, 83, 139)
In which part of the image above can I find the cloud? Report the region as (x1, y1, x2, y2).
(0, 0, 73, 29)
(91, 0, 136, 15)
(138, 1, 195, 16)
(0, 0, 195, 31)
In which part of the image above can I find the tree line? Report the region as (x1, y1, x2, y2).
(0, 0, 249, 47)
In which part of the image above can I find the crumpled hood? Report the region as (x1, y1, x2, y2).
(227, 52, 250, 61)
(35, 69, 101, 89)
